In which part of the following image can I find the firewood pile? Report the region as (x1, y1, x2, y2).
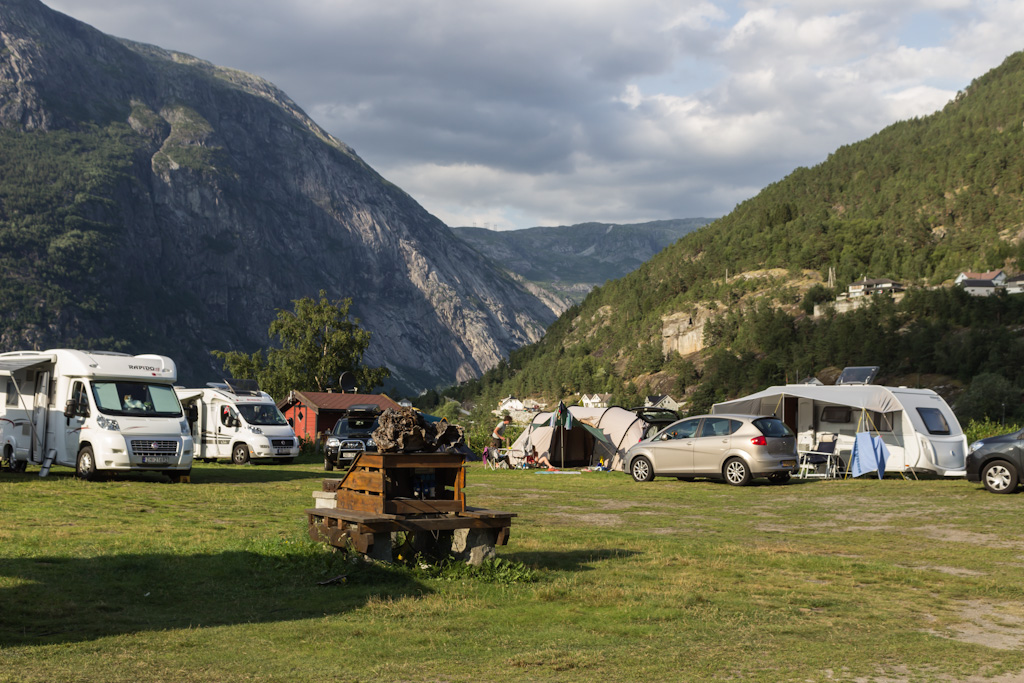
(372, 408, 466, 454)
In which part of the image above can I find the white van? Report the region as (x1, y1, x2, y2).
(0, 349, 193, 481)
(175, 379, 299, 465)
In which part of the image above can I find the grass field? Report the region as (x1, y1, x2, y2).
(3, 455, 1024, 683)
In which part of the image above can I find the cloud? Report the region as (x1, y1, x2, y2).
(45, 0, 1024, 229)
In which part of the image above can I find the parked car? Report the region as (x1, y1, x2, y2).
(629, 406, 680, 439)
(623, 413, 799, 486)
(966, 427, 1024, 493)
(323, 405, 380, 471)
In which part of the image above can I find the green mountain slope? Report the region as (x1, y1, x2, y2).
(436, 50, 1024, 418)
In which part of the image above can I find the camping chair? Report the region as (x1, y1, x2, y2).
(798, 435, 837, 479)
(506, 449, 530, 469)
(487, 448, 512, 470)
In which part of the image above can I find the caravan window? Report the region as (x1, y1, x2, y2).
(820, 406, 852, 423)
(5, 381, 16, 406)
(917, 407, 951, 435)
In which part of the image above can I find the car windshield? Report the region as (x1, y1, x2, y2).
(91, 381, 182, 418)
(336, 416, 377, 434)
(237, 403, 288, 426)
(752, 418, 794, 438)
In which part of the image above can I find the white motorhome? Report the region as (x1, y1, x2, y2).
(0, 349, 193, 481)
(175, 379, 299, 465)
(711, 381, 967, 477)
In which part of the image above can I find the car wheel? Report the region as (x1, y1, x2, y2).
(767, 472, 791, 485)
(76, 446, 98, 481)
(324, 458, 334, 471)
(724, 458, 752, 486)
(630, 456, 655, 482)
(982, 460, 1018, 494)
(230, 444, 250, 465)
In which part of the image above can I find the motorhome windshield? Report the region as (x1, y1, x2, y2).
(91, 381, 182, 418)
(237, 403, 288, 426)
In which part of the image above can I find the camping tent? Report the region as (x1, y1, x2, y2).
(508, 405, 647, 471)
(711, 384, 967, 476)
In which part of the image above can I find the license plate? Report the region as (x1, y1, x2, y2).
(276, 449, 291, 455)
(142, 455, 171, 464)
(781, 460, 796, 468)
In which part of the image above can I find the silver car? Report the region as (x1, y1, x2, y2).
(625, 413, 798, 485)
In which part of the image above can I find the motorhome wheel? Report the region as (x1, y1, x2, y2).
(76, 446, 97, 481)
(230, 444, 250, 465)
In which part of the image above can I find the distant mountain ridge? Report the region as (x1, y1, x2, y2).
(452, 219, 711, 308)
(0, 0, 558, 392)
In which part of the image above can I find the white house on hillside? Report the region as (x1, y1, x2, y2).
(955, 270, 1006, 286)
(496, 396, 524, 413)
(645, 395, 679, 411)
(581, 393, 612, 409)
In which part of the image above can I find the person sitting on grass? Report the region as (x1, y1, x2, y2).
(535, 448, 558, 471)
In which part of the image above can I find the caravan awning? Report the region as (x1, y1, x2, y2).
(712, 385, 903, 415)
(0, 358, 53, 376)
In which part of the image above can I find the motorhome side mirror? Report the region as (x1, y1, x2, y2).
(64, 400, 77, 419)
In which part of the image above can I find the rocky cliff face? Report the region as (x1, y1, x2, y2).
(0, 0, 557, 391)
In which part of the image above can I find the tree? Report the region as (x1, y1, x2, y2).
(212, 290, 390, 400)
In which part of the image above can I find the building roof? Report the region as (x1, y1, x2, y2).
(1005, 274, 1024, 283)
(960, 269, 1004, 281)
(960, 279, 996, 288)
(277, 391, 401, 413)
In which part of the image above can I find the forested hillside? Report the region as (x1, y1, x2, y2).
(426, 50, 1024, 422)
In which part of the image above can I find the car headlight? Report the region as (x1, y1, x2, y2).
(327, 437, 340, 447)
(97, 415, 120, 431)
(969, 440, 984, 453)
(367, 438, 375, 448)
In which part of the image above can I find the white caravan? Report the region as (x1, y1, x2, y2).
(0, 349, 193, 481)
(711, 382, 967, 477)
(175, 379, 299, 465)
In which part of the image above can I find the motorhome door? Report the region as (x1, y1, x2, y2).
(215, 403, 240, 458)
(63, 380, 89, 466)
(32, 370, 50, 464)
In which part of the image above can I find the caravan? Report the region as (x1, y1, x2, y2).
(175, 380, 299, 465)
(711, 377, 967, 477)
(0, 349, 193, 481)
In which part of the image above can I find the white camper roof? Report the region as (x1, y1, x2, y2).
(712, 384, 912, 415)
(0, 349, 177, 383)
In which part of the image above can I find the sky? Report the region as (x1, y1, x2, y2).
(45, 0, 1024, 231)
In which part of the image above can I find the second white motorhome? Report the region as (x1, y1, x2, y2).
(175, 380, 299, 464)
(0, 349, 193, 481)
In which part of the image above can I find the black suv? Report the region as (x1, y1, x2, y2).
(966, 427, 1024, 493)
(324, 405, 380, 471)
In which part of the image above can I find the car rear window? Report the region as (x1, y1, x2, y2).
(916, 407, 950, 435)
(752, 418, 794, 438)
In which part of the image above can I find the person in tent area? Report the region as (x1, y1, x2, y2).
(491, 414, 512, 451)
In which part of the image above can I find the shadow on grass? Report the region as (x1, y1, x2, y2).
(0, 548, 429, 646)
(502, 547, 641, 572)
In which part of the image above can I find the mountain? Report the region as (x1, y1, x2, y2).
(451, 219, 711, 309)
(440, 50, 1024, 413)
(0, 0, 557, 393)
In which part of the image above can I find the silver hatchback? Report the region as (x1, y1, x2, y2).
(625, 413, 798, 485)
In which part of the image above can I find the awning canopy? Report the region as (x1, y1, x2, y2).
(712, 384, 903, 416)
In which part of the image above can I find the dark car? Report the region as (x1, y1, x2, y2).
(324, 405, 380, 471)
(966, 427, 1024, 493)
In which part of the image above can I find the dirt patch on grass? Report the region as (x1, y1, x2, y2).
(930, 599, 1024, 651)
(899, 564, 987, 577)
(919, 525, 1024, 550)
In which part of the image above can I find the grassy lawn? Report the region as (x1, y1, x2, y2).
(3, 456, 1024, 682)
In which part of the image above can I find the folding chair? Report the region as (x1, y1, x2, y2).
(487, 448, 512, 470)
(798, 436, 837, 479)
